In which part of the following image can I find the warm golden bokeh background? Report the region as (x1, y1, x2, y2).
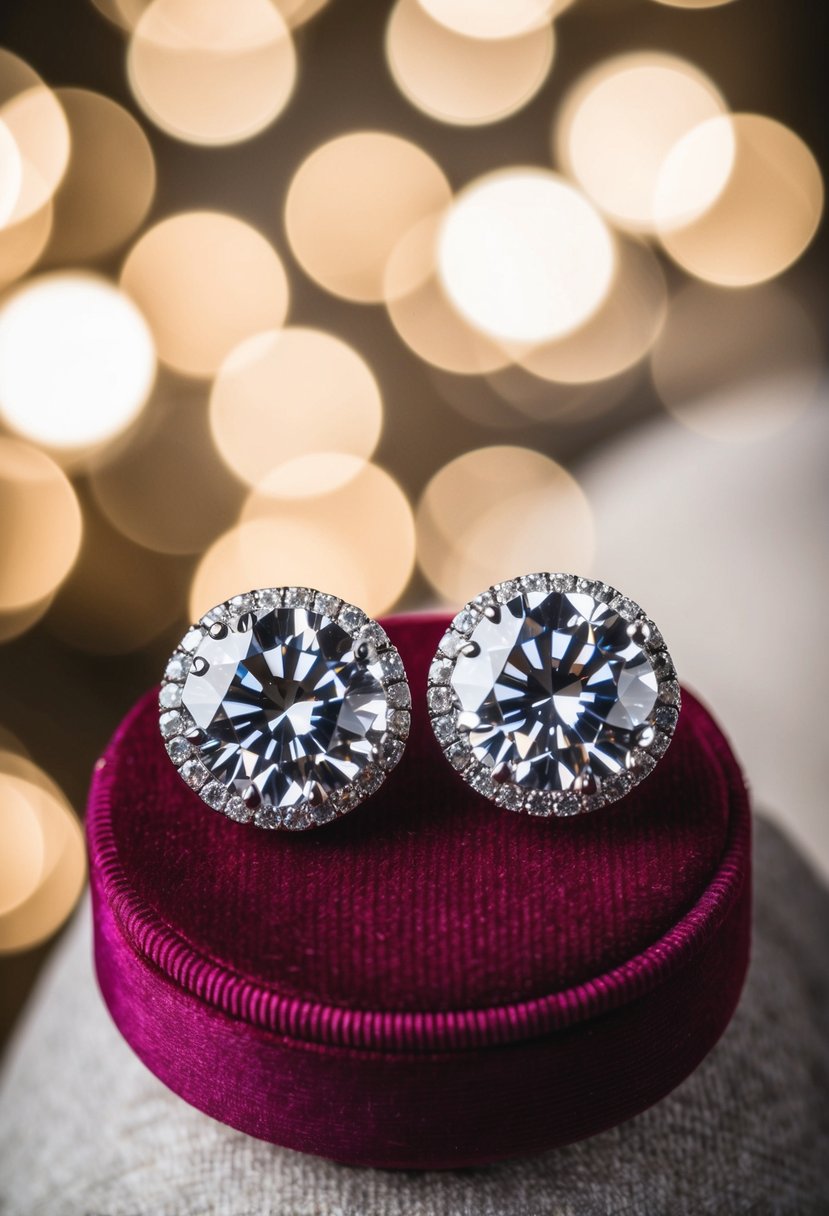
(0, 0, 826, 1045)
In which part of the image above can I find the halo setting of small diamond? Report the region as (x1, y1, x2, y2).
(427, 574, 680, 817)
(159, 589, 410, 830)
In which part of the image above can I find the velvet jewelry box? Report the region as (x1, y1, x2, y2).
(86, 613, 751, 1170)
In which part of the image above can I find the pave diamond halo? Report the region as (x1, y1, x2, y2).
(159, 588, 411, 830)
(428, 573, 681, 818)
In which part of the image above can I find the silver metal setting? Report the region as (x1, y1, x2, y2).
(427, 573, 681, 818)
(159, 587, 411, 830)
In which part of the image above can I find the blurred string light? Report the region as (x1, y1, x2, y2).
(657, 115, 824, 286)
(0, 273, 156, 457)
(263, 452, 375, 499)
(386, 0, 554, 127)
(209, 327, 383, 489)
(0, 202, 52, 291)
(2, 86, 67, 223)
(417, 0, 571, 39)
(0, 779, 43, 916)
(0, 50, 69, 227)
(650, 0, 735, 7)
(385, 213, 511, 375)
(0, 118, 22, 227)
(90, 382, 244, 556)
(651, 281, 823, 443)
(417, 446, 594, 603)
(385, 188, 664, 384)
(94, 0, 327, 32)
(518, 237, 667, 384)
(555, 53, 730, 233)
(0, 751, 86, 955)
(191, 461, 415, 618)
(120, 211, 289, 377)
(438, 168, 615, 345)
(275, 0, 329, 28)
(44, 89, 155, 263)
(0, 438, 82, 615)
(284, 132, 451, 303)
(89, 0, 146, 27)
(0, 2, 821, 659)
(127, 0, 296, 146)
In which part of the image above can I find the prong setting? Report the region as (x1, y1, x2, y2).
(241, 784, 261, 810)
(626, 619, 651, 647)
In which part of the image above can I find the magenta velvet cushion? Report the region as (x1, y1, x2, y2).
(87, 613, 751, 1168)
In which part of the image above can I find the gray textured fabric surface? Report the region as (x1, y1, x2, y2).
(0, 814, 827, 1216)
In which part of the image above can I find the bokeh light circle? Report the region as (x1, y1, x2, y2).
(0, 202, 52, 290)
(417, 0, 557, 39)
(96, 0, 327, 30)
(417, 446, 595, 603)
(1, 86, 69, 223)
(0, 439, 82, 612)
(285, 132, 451, 303)
(518, 237, 667, 384)
(89, 0, 145, 29)
(650, 0, 735, 7)
(0, 117, 23, 227)
(658, 114, 824, 286)
(192, 462, 416, 618)
(556, 53, 729, 233)
(438, 169, 615, 345)
(128, 0, 296, 146)
(275, 0, 329, 28)
(0, 273, 156, 453)
(0, 759, 86, 955)
(46, 88, 156, 263)
(210, 327, 383, 488)
(0, 50, 70, 224)
(260, 452, 372, 500)
(121, 212, 289, 378)
(0, 781, 45, 916)
(385, 215, 511, 375)
(386, 0, 554, 127)
(652, 281, 823, 443)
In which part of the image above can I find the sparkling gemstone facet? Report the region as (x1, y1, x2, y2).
(449, 588, 661, 794)
(181, 606, 391, 815)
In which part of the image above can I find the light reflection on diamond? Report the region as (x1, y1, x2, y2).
(181, 605, 390, 813)
(450, 589, 659, 792)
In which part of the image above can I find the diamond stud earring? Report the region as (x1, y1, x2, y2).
(427, 573, 680, 818)
(159, 588, 411, 830)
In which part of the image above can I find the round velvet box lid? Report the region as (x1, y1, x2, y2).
(87, 613, 751, 1169)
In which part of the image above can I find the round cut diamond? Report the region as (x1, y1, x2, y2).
(453, 590, 657, 789)
(431, 575, 679, 816)
(180, 605, 391, 816)
(162, 591, 410, 828)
